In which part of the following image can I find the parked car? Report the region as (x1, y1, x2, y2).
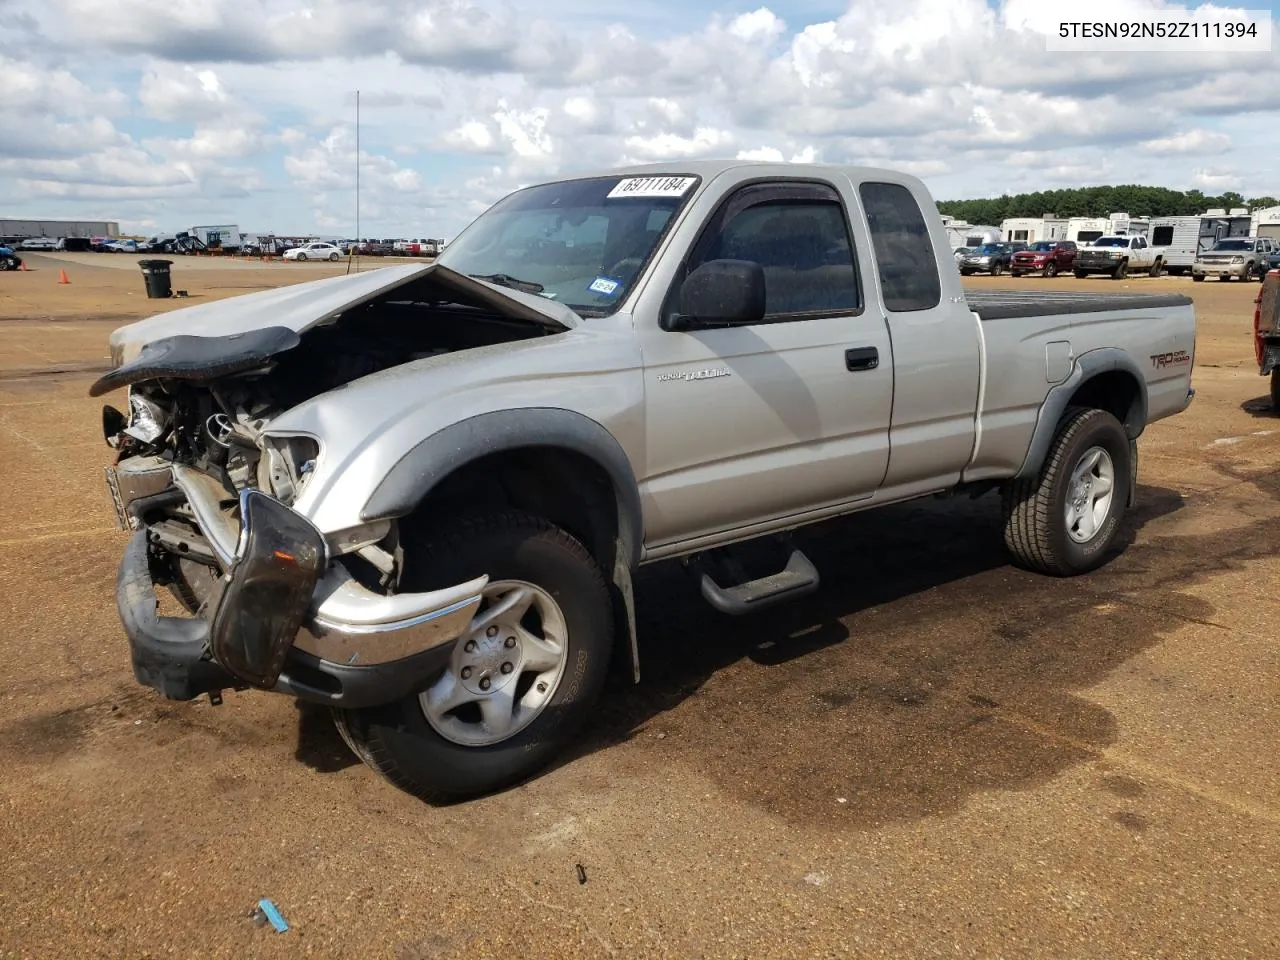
(0, 244, 22, 270)
(18, 237, 58, 251)
(90, 237, 114, 252)
(1254, 271, 1280, 409)
(1073, 235, 1164, 279)
(104, 239, 139, 254)
(93, 160, 1197, 801)
(958, 242, 1016, 275)
(1010, 240, 1078, 278)
(1193, 237, 1274, 282)
(55, 237, 93, 252)
(282, 242, 343, 262)
(1265, 243, 1280, 275)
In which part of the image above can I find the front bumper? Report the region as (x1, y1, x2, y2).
(1193, 261, 1249, 278)
(113, 472, 487, 707)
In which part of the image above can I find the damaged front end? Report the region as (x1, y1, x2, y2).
(93, 264, 571, 707)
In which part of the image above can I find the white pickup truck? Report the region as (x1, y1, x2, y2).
(1073, 235, 1166, 279)
(93, 160, 1197, 800)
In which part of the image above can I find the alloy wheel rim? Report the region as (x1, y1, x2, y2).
(420, 579, 569, 747)
(1065, 445, 1116, 544)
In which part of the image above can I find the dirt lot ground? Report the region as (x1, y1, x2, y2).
(1, 253, 1277, 959)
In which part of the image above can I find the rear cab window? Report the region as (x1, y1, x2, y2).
(858, 182, 941, 313)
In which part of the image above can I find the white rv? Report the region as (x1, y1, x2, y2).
(1252, 205, 1280, 241)
(1001, 216, 1069, 243)
(1148, 212, 1252, 275)
(1066, 217, 1109, 244)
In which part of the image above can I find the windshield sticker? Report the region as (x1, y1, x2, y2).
(606, 176, 696, 199)
(588, 276, 623, 297)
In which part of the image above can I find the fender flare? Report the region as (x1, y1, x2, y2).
(1014, 347, 1149, 483)
(360, 408, 645, 681)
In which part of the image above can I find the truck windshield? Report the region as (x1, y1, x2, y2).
(1212, 239, 1253, 251)
(1029, 242, 1056, 251)
(436, 175, 699, 316)
(1093, 238, 1129, 247)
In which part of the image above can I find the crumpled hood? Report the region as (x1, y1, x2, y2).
(104, 261, 580, 367)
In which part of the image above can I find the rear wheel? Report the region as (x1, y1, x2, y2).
(335, 512, 614, 800)
(328, 252, 339, 261)
(1148, 259, 1163, 278)
(1074, 270, 1088, 280)
(1001, 407, 1131, 576)
(1044, 262, 1058, 278)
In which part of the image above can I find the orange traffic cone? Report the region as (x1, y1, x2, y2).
(58, 269, 70, 285)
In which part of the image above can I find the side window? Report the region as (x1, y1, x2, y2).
(858, 182, 941, 312)
(686, 184, 860, 319)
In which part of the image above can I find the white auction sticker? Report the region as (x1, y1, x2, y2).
(606, 176, 697, 199)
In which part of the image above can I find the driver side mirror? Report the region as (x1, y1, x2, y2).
(669, 259, 766, 330)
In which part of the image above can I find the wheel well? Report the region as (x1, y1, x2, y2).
(401, 447, 623, 573)
(1068, 371, 1143, 436)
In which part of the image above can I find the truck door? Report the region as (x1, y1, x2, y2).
(855, 179, 981, 497)
(637, 179, 894, 548)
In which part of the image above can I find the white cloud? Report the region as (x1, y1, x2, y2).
(3, 0, 1278, 236)
(1140, 129, 1233, 155)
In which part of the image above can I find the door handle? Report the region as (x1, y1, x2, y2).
(845, 346, 879, 372)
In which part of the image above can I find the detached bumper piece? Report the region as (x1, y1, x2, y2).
(209, 490, 326, 688)
(116, 486, 486, 708)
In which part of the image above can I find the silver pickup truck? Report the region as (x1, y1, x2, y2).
(93, 160, 1196, 800)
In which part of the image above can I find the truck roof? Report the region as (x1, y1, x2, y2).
(560, 158, 928, 186)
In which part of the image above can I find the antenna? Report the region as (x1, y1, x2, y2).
(348, 89, 360, 275)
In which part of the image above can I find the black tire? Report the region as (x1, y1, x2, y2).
(1148, 259, 1162, 278)
(297, 252, 307, 261)
(336, 512, 614, 800)
(990, 261, 1002, 276)
(1074, 270, 1088, 279)
(1271, 370, 1280, 413)
(1044, 262, 1058, 278)
(1001, 407, 1131, 577)
(1192, 274, 1205, 282)
(960, 269, 972, 276)
(0, 258, 11, 271)
(1111, 260, 1128, 280)
(328, 252, 339, 261)
(1010, 270, 1023, 278)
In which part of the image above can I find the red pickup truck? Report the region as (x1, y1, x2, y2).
(1011, 240, 1078, 278)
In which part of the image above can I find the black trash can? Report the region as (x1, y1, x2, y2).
(138, 259, 173, 299)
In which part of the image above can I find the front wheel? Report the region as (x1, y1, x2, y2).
(296, 252, 307, 261)
(1112, 260, 1128, 280)
(990, 262, 1002, 276)
(1010, 270, 1023, 278)
(1001, 407, 1131, 576)
(1192, 274, 1205, 282)
(335, 512, 614, 800)
(1044, 262, 1058, 278)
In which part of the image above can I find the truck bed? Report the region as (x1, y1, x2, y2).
(965, 290, 1192, 321)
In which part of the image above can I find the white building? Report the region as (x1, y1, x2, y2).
(1252, 205, 1280, 239)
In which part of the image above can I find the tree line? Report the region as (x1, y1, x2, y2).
(936, 186, 1279, 225)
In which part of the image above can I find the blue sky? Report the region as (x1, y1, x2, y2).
(2, 0, 1278, 238)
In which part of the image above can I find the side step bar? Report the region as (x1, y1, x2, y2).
(696, 547, 820, 616)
